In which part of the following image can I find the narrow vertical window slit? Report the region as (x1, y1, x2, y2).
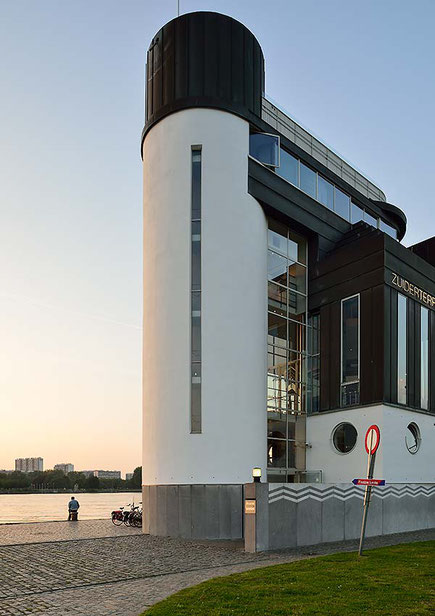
(191, 146, 202, 433)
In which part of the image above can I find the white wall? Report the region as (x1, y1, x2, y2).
(306, 405, 435, 483)
(142, 108, 267, 485)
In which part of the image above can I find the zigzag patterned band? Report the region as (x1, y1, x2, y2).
(268, 484, 435, 504)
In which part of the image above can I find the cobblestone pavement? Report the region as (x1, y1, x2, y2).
(0, 521, 433, 616)
(0, 519, 141, 546)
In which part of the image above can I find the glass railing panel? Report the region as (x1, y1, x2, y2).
(364, 210, 378, 228)
(276, 148, 299, 186)
(335, 187, 351, 221)
(318, 175, 334, 210)
(351, 202, 364, 224)
(300, 162, 316, 199)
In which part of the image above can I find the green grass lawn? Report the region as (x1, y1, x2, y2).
(142, 541, 434, 615)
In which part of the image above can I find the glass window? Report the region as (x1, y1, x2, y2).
(267, 375, 287, 410)
(286, 351, 305, 384)
(191, 291, 201, 314)
(268, 282, 287, 317)
(405, 423, 421, 454)
(318, 176, 334, 210)
(287, 383, 305, 413)
(341, 382, 360, 407)
(268, 228, 287, 255)
(267, 439, 287, 468)
(300, 163, 316, 199)
(268, 415, 286, 439)
(288, 290, 306, 318)
(332, 423, 357, 453)
(287, 441, 296, 468)
(268, 345, 287, 376)
(288, 319, 305, 353)
(191, 148, 202, 433)
(397, 294, 407, 405)
(334, 187, 350, 220)
(191, 383, 201, 432)
(276, 148, 298, 185)
(191, 240, 201, 290)
(288, 231, 307, 264)
(351, 202, 364, 224)
(364, 210, 377, 228)
(268, 219, 287, 253)
(307, 314, 320, 415)
(341, 295, 360, 406)
(250, 133, 280, 167)
(287, 262, 306, 294)
(268, 250, 287, 286)
(191, 151, 201, 219)
(191, 362, 201, 382)
(268, 313, 287, 348)
(191, 315, 201, 361)
(421, 307, 429, 410)
(267, 219, 309, 478)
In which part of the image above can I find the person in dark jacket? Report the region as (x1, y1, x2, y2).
(68, 496, 80, 521)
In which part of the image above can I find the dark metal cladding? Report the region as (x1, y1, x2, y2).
(142, 12, 265, 147)
(370, 200, 407, 241)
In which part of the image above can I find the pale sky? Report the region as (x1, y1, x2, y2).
(0, 1, 434, 475)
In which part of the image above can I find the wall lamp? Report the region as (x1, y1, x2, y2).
(252, 467, 262, 483)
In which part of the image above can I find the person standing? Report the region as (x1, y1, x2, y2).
(68, 496, 80, 521)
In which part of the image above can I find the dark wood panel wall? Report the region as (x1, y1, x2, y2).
(319, 285, 385, 412)
(311, 227, 435, 413)
(431, 310, 435, 412)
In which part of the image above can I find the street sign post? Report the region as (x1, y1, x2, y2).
(364, 425, 380, 455)
(358, 425, 381, 556)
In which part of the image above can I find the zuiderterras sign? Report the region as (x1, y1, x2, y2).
(391, 273, 435, 308)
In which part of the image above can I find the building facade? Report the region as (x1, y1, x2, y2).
(142, 12, 434, 539)
(54, 463, 74, 474)
(80, 470, 121, 479)
(93, 470, 121, 479)
(15, 458, 44, 473)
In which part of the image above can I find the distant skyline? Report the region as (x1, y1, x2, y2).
(1, 0, 434, 474)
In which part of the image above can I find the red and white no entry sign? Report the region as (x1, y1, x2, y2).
(365, 425, 380, 454)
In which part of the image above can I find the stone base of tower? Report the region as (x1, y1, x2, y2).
(142, 484, 244, 540)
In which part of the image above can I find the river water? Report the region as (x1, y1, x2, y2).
(0, 492, 142, 524)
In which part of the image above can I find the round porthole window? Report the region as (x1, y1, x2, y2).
(405, 423, 421, 454)
(332, 423, 357, 454)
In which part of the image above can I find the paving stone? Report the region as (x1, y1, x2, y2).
(0, 519, 142, 546)
(0, 520, 433, 616)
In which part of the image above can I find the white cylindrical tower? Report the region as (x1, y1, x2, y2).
(141, 11, 267, 538)
(142, 107, 267, 485)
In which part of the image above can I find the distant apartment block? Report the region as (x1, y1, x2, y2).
(80, 469, 121, 479)
(94, 470, 121, 479)
(54, 463, 74, 474)
(126, 473, 134, 481)
(15, 457, 43, 473)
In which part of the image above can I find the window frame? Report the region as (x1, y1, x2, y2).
(340, 293, 360, 406)
(397, 293, 407, 405)
(249, 132, 281, 168)
(420, 306, 429, 411)
(340, 293, 361, 386)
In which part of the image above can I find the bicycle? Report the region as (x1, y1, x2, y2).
(111, 506, 125, 526)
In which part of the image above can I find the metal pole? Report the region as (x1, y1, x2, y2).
(358, 431, 376, 556)
(177, 0, 180, 16)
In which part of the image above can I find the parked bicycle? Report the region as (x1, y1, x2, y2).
(111, 502, 142, 528)
(111, 506, 127, 526)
